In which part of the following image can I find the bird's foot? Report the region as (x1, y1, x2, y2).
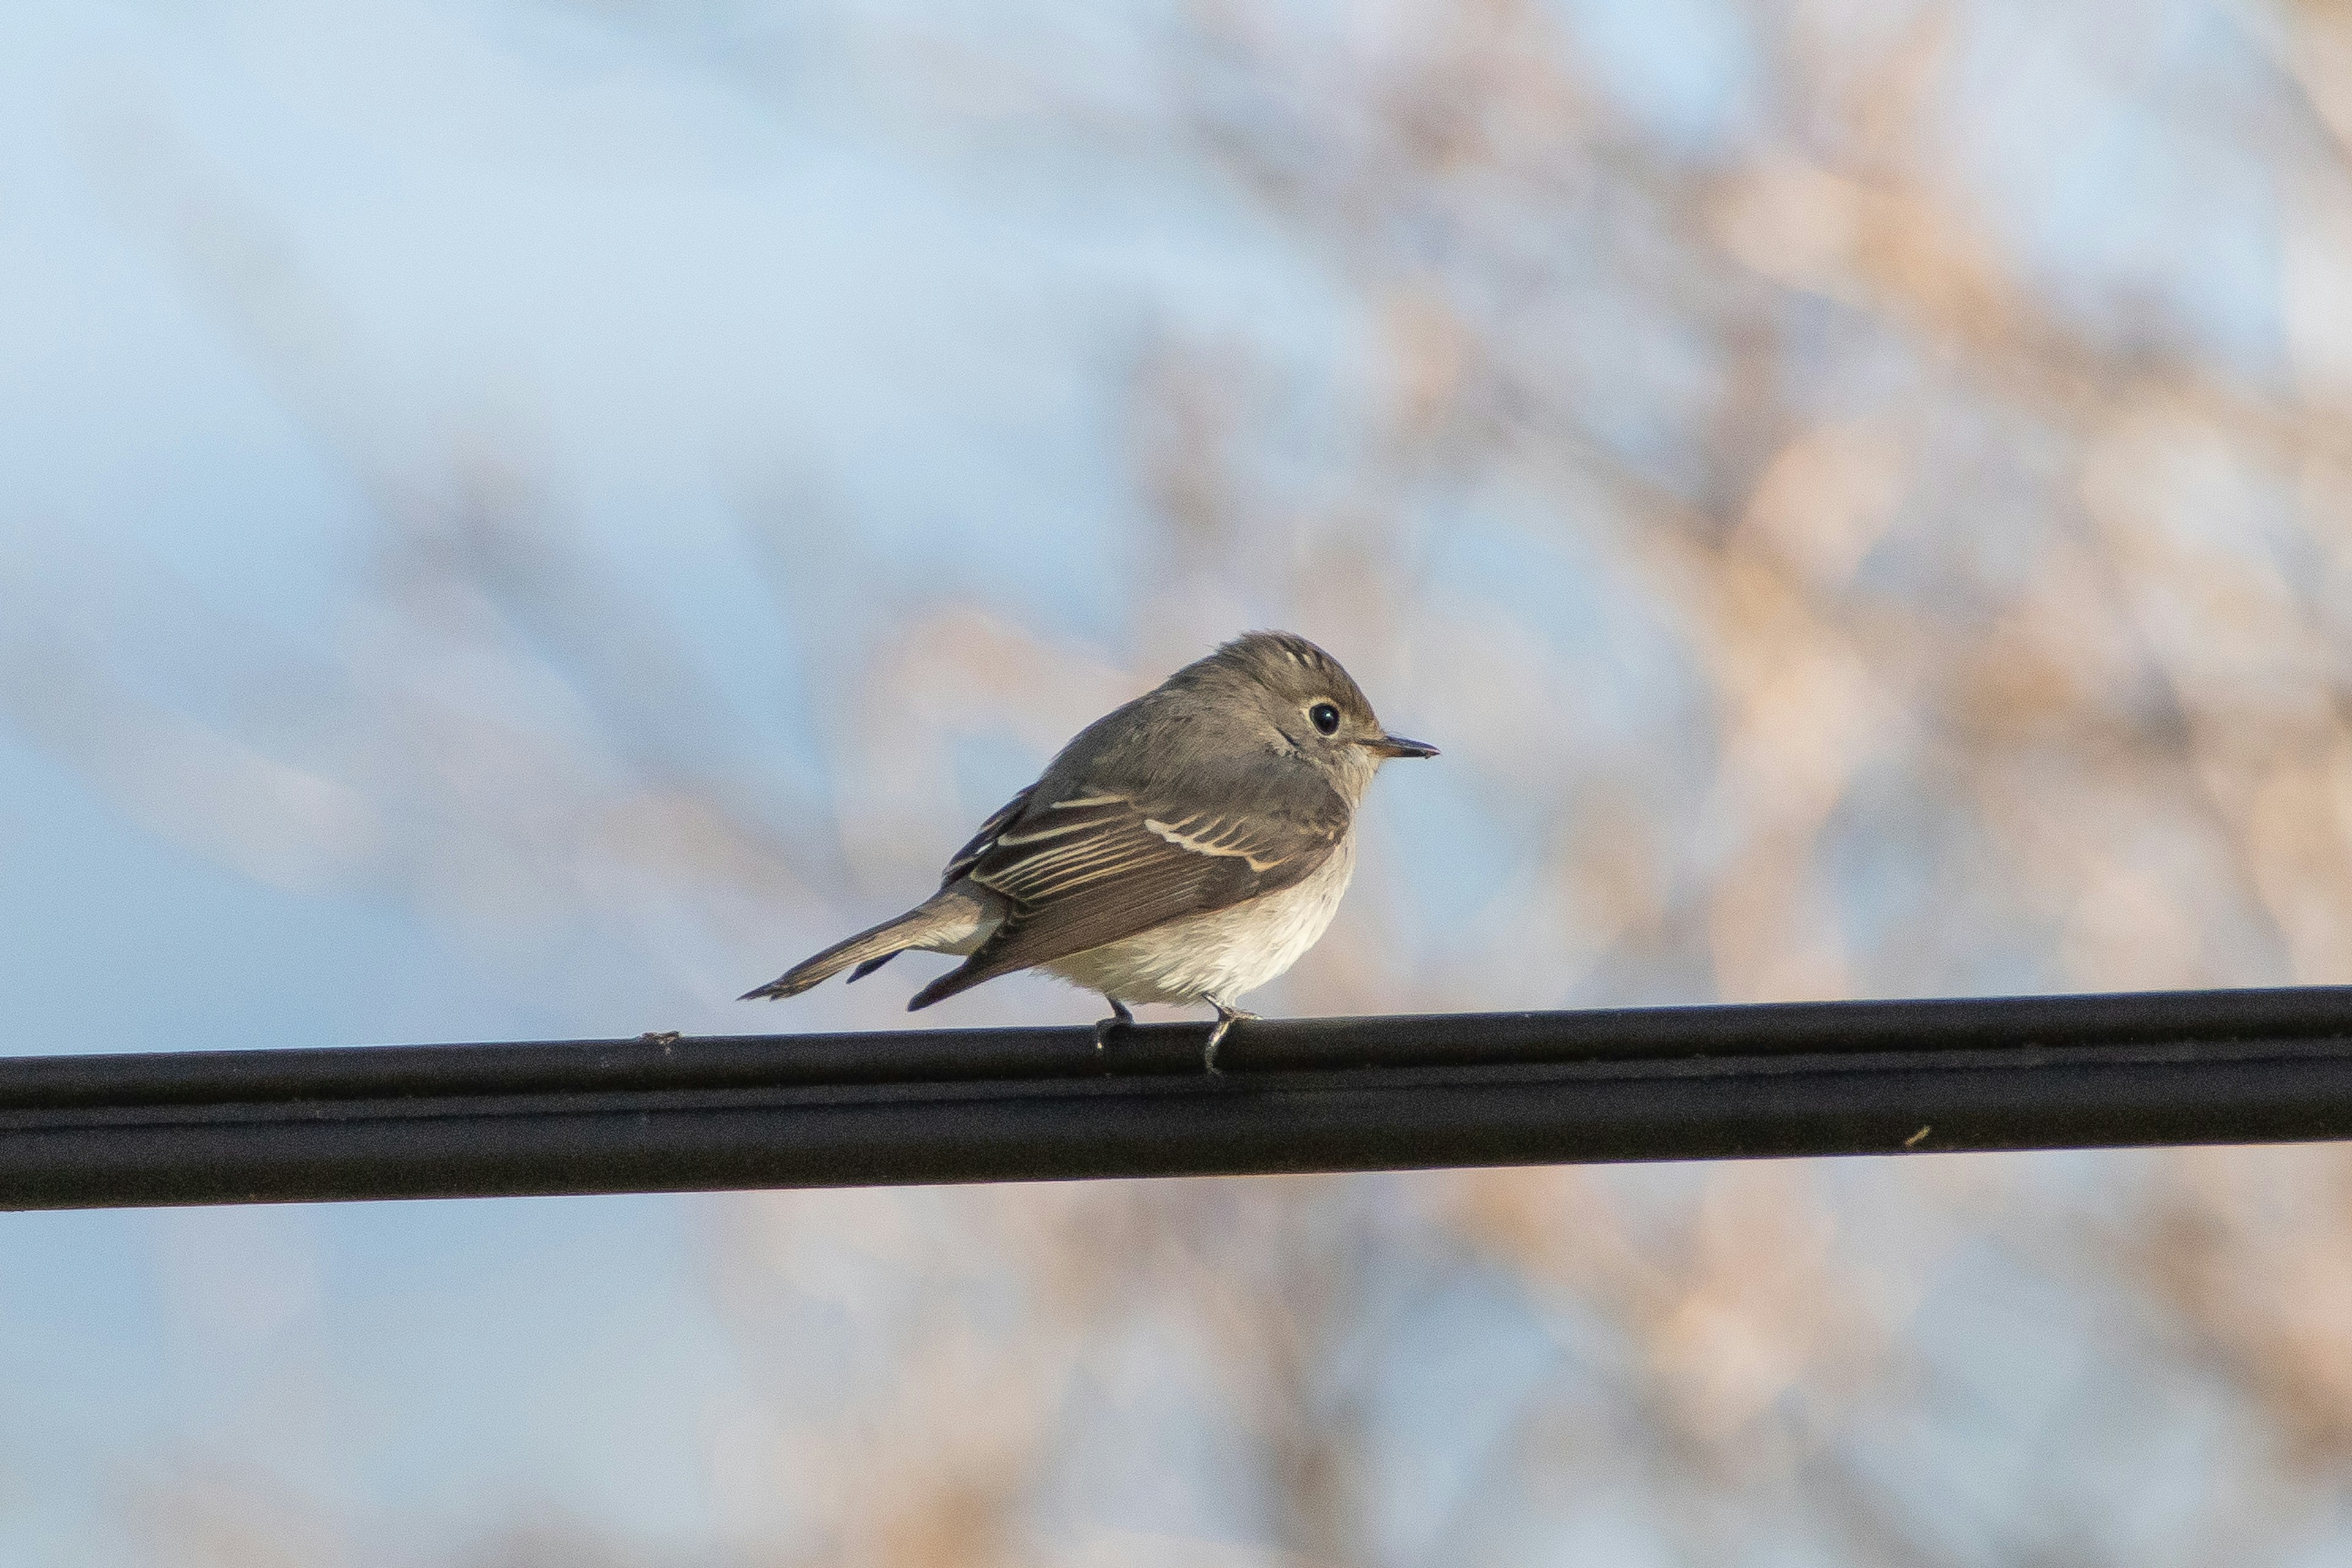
(1093, 998, 1134, 1057)
(1202, 1003, 1257, 1075)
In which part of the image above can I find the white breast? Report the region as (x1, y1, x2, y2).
(1041, 832, 1357, 1007)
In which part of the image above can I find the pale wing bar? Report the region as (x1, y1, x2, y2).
(1142, 813, 1281, 870)
(973, 800, 1303, 906)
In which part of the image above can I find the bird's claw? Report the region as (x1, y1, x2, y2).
(1094, 999, 1135, 1056)
(1202, 1005, 1256, 1075)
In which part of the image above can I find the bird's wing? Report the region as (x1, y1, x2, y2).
(908, 785, 1348, 1009)
(940, 785, 1036, 886)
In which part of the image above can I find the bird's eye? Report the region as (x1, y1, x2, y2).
(1309, 701, 1341, 736)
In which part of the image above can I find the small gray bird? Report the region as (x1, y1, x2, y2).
(743, 631, 1436, 1069)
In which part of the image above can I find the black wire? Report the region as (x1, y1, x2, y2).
(4, 985, 2351, 1210)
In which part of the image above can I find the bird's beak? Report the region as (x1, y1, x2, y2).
(1365, 733, 1439, 760)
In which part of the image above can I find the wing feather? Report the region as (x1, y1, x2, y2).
(939, 786, 1035, 886)
(910, 783, 1347, 1009)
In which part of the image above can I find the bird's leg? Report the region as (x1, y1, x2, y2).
(1093, 997, 1134, 1055)
(1201, 999, 1257, 1075)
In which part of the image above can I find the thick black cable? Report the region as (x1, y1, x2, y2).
(4, 985, 2352, 1210)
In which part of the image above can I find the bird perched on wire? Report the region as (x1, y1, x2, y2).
(743, 630, 1436, 1071)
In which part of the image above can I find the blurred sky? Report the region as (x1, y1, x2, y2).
(4, 0, 2348, 1563)
(0, 4, 1374, 1561)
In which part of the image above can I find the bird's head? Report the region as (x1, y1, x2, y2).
(1180, 630, 1438, 802)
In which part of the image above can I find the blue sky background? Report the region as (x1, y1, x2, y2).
(0, 6, 1388, 1560)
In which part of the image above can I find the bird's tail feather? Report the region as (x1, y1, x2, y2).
(740, 891, 987, 1001)
(907, 949, 1008, 1012)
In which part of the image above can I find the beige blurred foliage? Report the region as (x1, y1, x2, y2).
(687, 0, 2352, 1558)
(20, 0, 2352, 1561)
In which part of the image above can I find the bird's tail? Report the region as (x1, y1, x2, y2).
(740, 886, 993, 1001)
